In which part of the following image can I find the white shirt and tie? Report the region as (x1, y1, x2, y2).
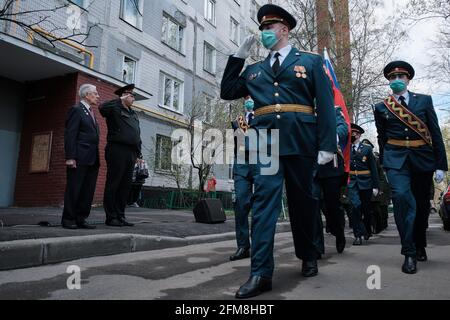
(245, 111, 254, 124)
(269, 44, 292, 68)
(394, 91, 410, 107)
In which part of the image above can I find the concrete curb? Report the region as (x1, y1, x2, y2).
(0, 222, 291, 271)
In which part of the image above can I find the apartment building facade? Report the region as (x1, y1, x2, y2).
(0, 0, 268, 207)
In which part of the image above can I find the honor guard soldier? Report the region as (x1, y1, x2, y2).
(100, 84, 143, 227)
(362, 139, 391, 234)
(230, 96, 255, 262)
(348, 124, 380, 246)
(374, 61, 448, 274)
(221, 4, 337, 299)
(317, 106, 349, 254)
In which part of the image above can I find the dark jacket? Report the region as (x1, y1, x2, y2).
(374, 92, 448, 172)
(64, 102, 100, 166)
(318, 106, 348, 179)
(99, 99, 142, 156)
(349, 143, 380, 190)
(221, 48, 337, 157)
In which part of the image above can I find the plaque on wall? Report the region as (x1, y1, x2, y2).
(29, 132, 53, 173)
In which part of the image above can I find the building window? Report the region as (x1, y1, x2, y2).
(203, 42, 216, 74)
(250, 0, 259, 22)
(155, 135, 174, 172)
(69, 0, 89, 9)
(204, 0, 216, 25)
(229, 17, 239, 45)
(159, 73, 184, 113)
(120, 0, 143, 29)
(122, 56, 137, 84)
(162, 13, 185, 53)
(229, 164, 233, 180)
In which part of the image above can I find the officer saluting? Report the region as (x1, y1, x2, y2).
(348, 124, 379, 246)
(374, 61, 448, 274)
(221, 4, 336, 299)
(100, 84, 142, 227)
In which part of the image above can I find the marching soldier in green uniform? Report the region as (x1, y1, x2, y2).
(362, 139, 391, 234)
(374, 61, 448, 274)
(230, 96, 255, 261)
(348, 124, 380, 246)
(221, 4, 336, 299)
(317, 106, 349, 254)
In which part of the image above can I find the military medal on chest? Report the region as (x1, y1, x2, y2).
(294, 65, 307, 79)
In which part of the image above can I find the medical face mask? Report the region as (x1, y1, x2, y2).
(390, 79, 407, 94)
(244, 100, 254, 111)
(260, 28, 281, 49)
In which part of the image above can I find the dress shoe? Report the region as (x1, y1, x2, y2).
(235, 276, 272, 299)
(302, 260, 318, 277)
(230, 248, 250, 261)
(119, 218, 135, 227)
(353, 237, 363, 246)
(105, 219, 123, 227)
(77, 221, 96, 229)
(416, 247, 428, 262)
(336, 234, 346, 253)
(62, 221, 78, 230)
(402, 256, 417, 274)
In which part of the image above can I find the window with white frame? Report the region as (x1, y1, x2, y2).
(120, 0, 143, 29)
(122, 56, 137, 84)
(203, 42, 216, 74)
(229, 17, 239, 45)
(204, 0, 216, 25)
(159, 73, 184, 113)
(162, 13, 185, 53)
(155, 134, 174, 172)
(250, 0, 259, 22)
(70, 0, 89, 9)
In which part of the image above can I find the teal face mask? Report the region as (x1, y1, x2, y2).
(390, 79, 407, 94)
(244, 100, 254, 111)
(260, 29, 280, 49)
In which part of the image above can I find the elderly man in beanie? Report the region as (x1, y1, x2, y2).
(374, 61, 448, 274)
(221, 4, 336, 298)
(100, 84, 143, 227)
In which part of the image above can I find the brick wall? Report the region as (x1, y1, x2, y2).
(14, 72, 119, 207)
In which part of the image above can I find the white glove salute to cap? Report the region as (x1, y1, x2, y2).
(234, 35, 257, 60)
(317, 151, 334, 165)
(435, 170, 446, 184)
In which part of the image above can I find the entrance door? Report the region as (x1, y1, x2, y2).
(0, 77, 24, 207)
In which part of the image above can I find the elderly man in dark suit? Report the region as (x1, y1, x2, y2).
(62, 84, 100, 229)
(100, 84, 142, 227)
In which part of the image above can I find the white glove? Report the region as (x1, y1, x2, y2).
(373, 188, 379, 197)
(435, 170, 445, 184)
(317, 151, 334, 165)
(234, 35, 257, 59)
